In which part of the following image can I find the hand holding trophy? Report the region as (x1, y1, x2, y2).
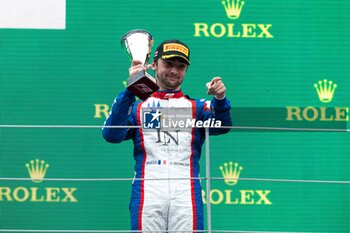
(121, 29, 159, 100)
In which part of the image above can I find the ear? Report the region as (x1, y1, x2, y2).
(151, 60, 157, 70)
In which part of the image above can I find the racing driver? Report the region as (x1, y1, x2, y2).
(102, 39, 232, 232)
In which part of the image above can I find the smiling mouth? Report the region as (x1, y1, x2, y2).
(168, 76, 178, 81)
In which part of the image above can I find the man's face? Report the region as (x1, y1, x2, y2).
(152, 58, 188, 91)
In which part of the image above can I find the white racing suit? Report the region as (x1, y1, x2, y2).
(102, 89, 232, 232)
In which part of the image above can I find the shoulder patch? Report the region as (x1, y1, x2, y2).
(204, 100, 211, 111)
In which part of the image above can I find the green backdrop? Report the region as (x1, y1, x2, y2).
(1, 0, 349, 232)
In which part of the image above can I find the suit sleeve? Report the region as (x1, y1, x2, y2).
(102, 89, 136, 143)
(198, 97, 232, 135)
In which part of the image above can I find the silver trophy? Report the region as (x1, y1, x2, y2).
(121, 29, 159, 100)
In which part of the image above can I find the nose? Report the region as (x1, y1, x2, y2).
(169, 67, 178, 76)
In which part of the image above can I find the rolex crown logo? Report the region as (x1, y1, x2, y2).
(314, 79, 337, 103)
(25, 159, 49, 183)
(219, 162, 243, 185)
(222, 0, 245, 20)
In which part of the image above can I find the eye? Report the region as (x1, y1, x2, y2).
(178, 64, 187, 69)
(165, 60, 173, 67)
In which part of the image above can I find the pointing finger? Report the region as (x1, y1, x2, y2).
(210, 77, 222, 85)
